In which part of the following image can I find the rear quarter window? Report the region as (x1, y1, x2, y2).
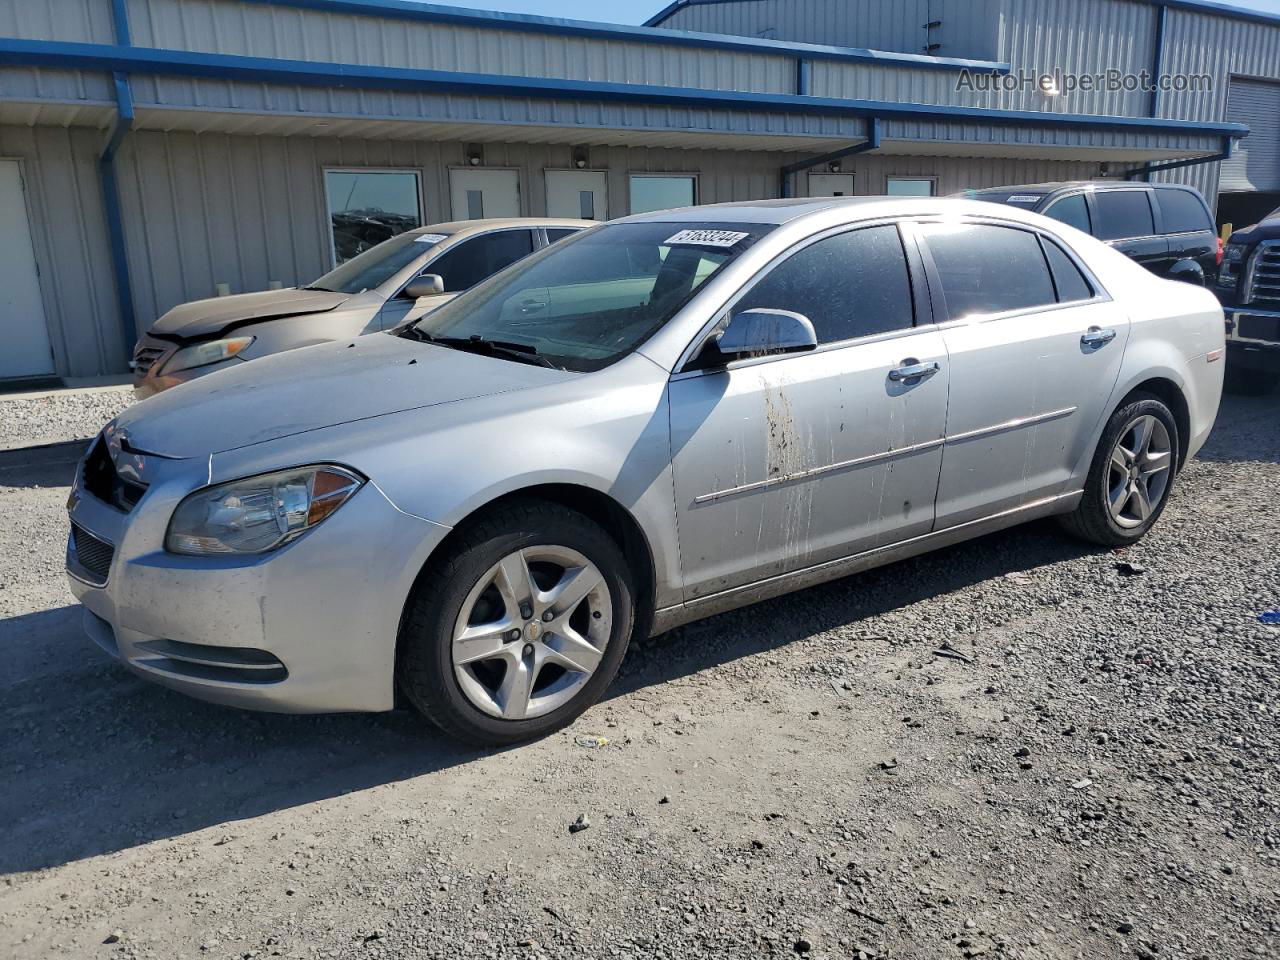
(919, 223, 1057, 318)
(1043, 194, 1092, 234)
(1157, 190, 1213, 234)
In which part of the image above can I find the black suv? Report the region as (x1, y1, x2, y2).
(964, 181, 1221, 286)
(1215, 206, 1280, 395)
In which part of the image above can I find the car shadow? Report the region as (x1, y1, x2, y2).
(1, 518, 1094, 876)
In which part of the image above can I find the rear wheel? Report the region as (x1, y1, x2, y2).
(397, 499, 633, 746)
(1059, 393, 1179, 546)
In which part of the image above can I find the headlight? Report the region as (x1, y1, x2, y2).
(166, 465, 364, 555)
(164, 336, 254, 374)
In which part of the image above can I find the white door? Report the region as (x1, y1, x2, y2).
(545, 170, 608, 220)
(0, 160, 54, 379)
(808, 173, 855, 197)
(450, 169, 521, 220)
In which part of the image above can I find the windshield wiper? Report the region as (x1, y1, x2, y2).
(299, 284, 335, 292)
(399, 330, 557, 368)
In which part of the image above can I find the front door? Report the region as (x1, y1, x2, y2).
(917, 220, 1131, 529)
(0, 160, 54, 379)
(668, 223, 948, 600)
(545, 170, 607, 220)
(450, 169, 520, 220)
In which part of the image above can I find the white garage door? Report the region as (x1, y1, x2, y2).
(1222, 79, 1280, 193)
(0, 160, 54, 380)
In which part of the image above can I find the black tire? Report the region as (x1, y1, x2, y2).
(1058, 392, 1180, 547)
(1224, 366, 1277, 396)
(397, 498, 634, 747)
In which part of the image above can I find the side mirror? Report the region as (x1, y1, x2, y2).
(710, 308, 817, 362)
(402, 273, 445, 299)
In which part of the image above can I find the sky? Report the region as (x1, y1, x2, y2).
(431, 0, 1280, 26)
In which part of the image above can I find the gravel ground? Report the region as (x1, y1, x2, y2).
(0, 386, 133, 451)
(1, 393, 1277, 960)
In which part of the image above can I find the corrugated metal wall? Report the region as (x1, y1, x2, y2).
(125, 0, 797, 93)
(0, 124, 122, 376)
(654, 0, 1001, 62)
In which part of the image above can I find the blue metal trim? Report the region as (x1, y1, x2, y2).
(645, 0, 1280, 30)
(240, 0, 1012, 72)
(0, 40, 1250, 140)
(1126, 135, 1236, 180)
(796, 58, 810, 96)
(110, 0, 131, 44)
(1149, 4, 1167, 120)
(100, 0, 137, 360)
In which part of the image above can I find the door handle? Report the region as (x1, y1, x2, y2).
(1081, 326, 1117, 347)
(519, 299, 548, 315)
(888, 359, 940, 382)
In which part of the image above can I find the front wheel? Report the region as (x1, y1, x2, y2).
(397, 499, 634, 746)
(1059, 393, 1179, 547)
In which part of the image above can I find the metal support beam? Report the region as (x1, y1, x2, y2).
(780, 118, 881, 198)
(1126, 136, 1235, 181)
(100, 0, 137, 361)
(795, 58, 810, 96)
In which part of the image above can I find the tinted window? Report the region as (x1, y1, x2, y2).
(631, 176, 696, 214)
(920, 223, 1056, 318)
(735, 225, 914, 345)
(545, 228, 581, 243)
(886, 178, 935, 197)
(1042, 239, 1094, 303)
(1094, 191, 1156, 240)
(428, 230, 535, 292)
(1157, 190, 1212, 234)
(1044, 194, 1092, 234)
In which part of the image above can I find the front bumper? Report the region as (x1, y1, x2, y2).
(1223, 306, 1280, 372)
(66, 454, 450, 713)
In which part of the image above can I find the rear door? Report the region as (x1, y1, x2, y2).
(1091, 189, 1170, 274)
(917, 219, 1130, 528)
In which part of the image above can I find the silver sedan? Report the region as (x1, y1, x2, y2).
(67, 197, 1225, 745)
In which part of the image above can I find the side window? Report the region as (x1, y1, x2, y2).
(1043, 194, 1092, 234)
(1157, 190, 1213, 234)
(1042, 238, 1095, 303)
(427, 230, 535, 292)
(919, 223, 1057, 318)
(1093, 191, 1156, 241)
(734, 225, 914, 345)
(545, 228, 581, 243)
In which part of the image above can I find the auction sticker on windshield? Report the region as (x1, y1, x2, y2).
(665, 229, 750, 248)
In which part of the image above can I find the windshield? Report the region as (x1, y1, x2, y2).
(307, 231, 449, 294)
(406, 221, 774, 372)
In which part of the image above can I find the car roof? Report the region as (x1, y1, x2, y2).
(408, 217, 595, 236)
(616, 195, 1040, 227)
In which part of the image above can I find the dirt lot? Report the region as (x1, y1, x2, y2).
(2, 393, 1277, 960)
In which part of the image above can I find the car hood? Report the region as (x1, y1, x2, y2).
(114, 333, 575, 459)
(149, 288, 353, 339)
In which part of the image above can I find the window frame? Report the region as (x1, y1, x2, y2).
(1088, 188, 1159, 242)
(413, 226, 538, 295)
(674, 218, 933, 377)
(1149, 187, 1214, 237)
(885, 176, 938, 198)
(910, 216, 1111, 327)
(1040, 191, 1093, 235)
(628, 173, 699, 215)
(322, 166, 424, 269)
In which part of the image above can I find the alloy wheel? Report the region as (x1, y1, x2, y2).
(451, 545, 612, 720)
(1107, 414, 1173, 529)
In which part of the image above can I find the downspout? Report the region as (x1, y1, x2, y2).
(780, 117, 881, 199)
(1143, 4, 1168, 182)
(100, 0, 137, 361)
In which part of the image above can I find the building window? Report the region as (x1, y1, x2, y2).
(630, 175, 696, 214)
(324, 169, 423, 265)
(886, 177, 936, 197)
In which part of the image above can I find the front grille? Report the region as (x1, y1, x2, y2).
(70, 523, 115, 586)
(81, 436, 147, 512)
(1238, 315, 1280, 344)
(1248, 241, 1280, 305)
(132, 345, 166, 373)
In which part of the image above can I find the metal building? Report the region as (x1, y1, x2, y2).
(0, 0, 1276, 381)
